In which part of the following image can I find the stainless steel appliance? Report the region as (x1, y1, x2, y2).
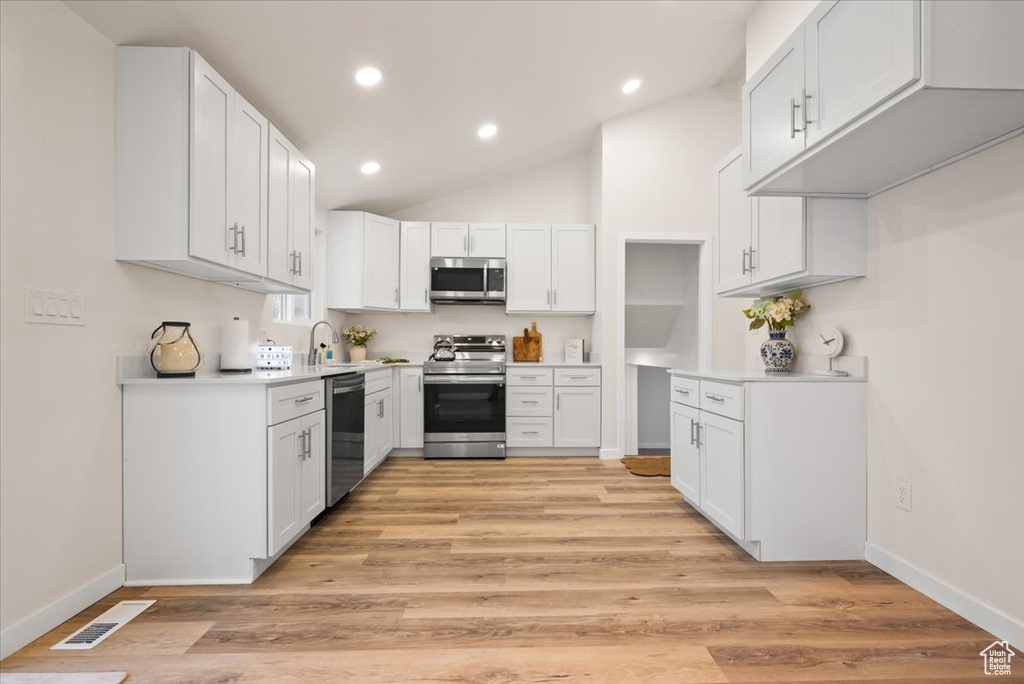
(429, 258, 505, 304)
(326, 372, 365, 506)
(423, 335, 506, 458)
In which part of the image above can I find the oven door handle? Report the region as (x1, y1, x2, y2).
(423, 375, 506, 385)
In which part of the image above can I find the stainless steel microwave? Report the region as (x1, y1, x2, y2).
(429, 258, 505, 304)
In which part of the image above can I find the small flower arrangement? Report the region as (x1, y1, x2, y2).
(743, 291, 809, 331)
(341, 324, 376, 347)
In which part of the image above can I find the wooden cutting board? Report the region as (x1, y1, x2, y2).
(513, 322, 543, 362)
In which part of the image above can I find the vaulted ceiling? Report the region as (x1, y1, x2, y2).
(66, 0, 755, 214)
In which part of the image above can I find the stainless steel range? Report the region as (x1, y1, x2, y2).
(423, 334, 506, 459)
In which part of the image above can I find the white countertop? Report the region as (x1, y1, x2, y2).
(118, 360, 418, 386)
(668, 368, 865, 383)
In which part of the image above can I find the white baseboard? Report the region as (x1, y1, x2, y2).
(865, 543, 1023, 649)
(638, 443, 670, 450)
(0, 564, 125, 660)
(599, 447, 622, 460)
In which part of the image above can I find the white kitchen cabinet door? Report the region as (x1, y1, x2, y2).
(378, 389, 394, 457)
(700, 412, 744, 539)
(506, 224, 552, 313)
(431, 222, 469, 257)
(551, 224, 595, 313)
(742, 28, 806, 188)
(804, 0, 920, 146)
(553, 386, 601, 448)
(469, 223, 506, 258)
(189, 53, 233, 267)
(363, 215, 401, 309)
(268, 418, 302, 556)
(229, 93, 268, 277)
(300, 410, 325, 524)
(398, 368, 424, 448)
(266, 127, 293, 285)
(290, 152, 315, 291)
(715, 150, 753, 293)
(752, 196, 805, 284)
(400, 222, 431, 312)
(364, 393, 380, 476)
(670, 402, 701, 505)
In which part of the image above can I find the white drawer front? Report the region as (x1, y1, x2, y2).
(507, 367, 554, 386)
(700, 380, 744, 421)
(268, 379, 325, 426)
(507, 387, 553, 417)
(670, 375, 700, 408)
(507, 417, 553, 447)
(364, 369, 392, 395)
(553, 367, 601, 386)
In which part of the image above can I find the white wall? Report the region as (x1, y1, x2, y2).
(742, 0, 1024, 645)
(745, 0, 817, 78)
(597, 84, 747, 454)
(636, 366, 670, 450)
(335, 152, 596, 358)
(0, 1, 314, 656)
(391, 153, 590, 223)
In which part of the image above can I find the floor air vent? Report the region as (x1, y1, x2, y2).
(51, 600, 155, 650)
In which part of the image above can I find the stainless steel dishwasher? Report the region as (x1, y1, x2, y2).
(326, 372, 365, 507)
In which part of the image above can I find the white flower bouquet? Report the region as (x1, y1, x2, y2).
(743, 291, 809, 332)
(341, 324, 376, 347)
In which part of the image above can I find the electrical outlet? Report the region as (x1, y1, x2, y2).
(895, 479, 912, 511)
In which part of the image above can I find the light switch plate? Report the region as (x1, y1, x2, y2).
(25, 287, 85, 326)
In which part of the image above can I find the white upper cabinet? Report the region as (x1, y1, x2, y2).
(551, 224, 595, 313)
(743, 0, 1024, 196)
(507, 224, 595, 315)
(400, 222, 431, 312)
(431, 223, 469, 257)
(804, 0, 920, 146)
(116, 47, 313, 291)
(267, 124, 315, 291)
(716, 147, 867, 298)
(430, 222, 506, 257)
(742, 28, 806, 186)
(506, 224, 554, 313)
(327, 211, 401, 311)
(469, 223, 506, 257)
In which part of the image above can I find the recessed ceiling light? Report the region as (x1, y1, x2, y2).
(621, 78, 642, 94)
(477, 123, 498, 139)
(355, 67, 382, 87)
(360, 161, 380, 175)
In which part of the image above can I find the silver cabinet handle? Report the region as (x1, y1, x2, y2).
(297, 251, 302, 276)
(239, 225, 247, 256)
(289, 250, 297, 274)
(567, 375, 587, 380)
(521, 400, 539, 404)
(675, 387, 690, 395)
(463, 235, 467, 253)
(394, 287, 399, 304)
(423, 287, 427, 304)
(790, 97, 801, 138)
(802, 89, 813, 126)
(379, 398, 384, 418)
(696, 423, 703, 448)
(523, 430, 539, 435)
(295, 395, 315, 404)
(470, 235, 474, 253)
(519, 375, 540, 379)
(297, 429, 306, 460)
(418, 375, 422, 392)
(705, 393, 726, 403)
(228, 223, 239, 253)
(556, 394, 561, 410)
(749, 248, 756, 272)
(689, 418, 696, 446)
(742, 248, 750, 275)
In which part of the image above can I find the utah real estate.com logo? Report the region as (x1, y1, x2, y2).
(980, 640, 1015, 676)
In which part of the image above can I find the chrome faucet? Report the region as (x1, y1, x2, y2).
(308, 320, 340, 366)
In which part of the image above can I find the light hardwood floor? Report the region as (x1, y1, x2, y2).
(1, 458, 1013, 683)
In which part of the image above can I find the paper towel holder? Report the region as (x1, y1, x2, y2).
(220, 316, 253, 374)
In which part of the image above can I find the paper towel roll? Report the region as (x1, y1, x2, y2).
(221, 317, 251, 371)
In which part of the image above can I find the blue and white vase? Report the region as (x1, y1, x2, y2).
(760, 330, 794, 374)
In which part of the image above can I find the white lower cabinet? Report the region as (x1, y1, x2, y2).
(268, 409, 325, 557)
(506, 366, 601, 450)
(668, 371, 866, 561)
(365, 375, 394, 475)
(398, 367, 424, 448)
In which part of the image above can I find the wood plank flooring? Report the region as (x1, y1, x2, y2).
(1, 458, 1013, 683)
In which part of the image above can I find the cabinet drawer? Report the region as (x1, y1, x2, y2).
(700, 380, 744, 421)
(670, 375, 700, 407)
(364, 369, 392, 395)
(507, 367, 554, 386)
(268, 379, 325, 426)
(507, 417, 553, 447)
(553, 367, 601, 386)
(507, 387, 553, 417)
